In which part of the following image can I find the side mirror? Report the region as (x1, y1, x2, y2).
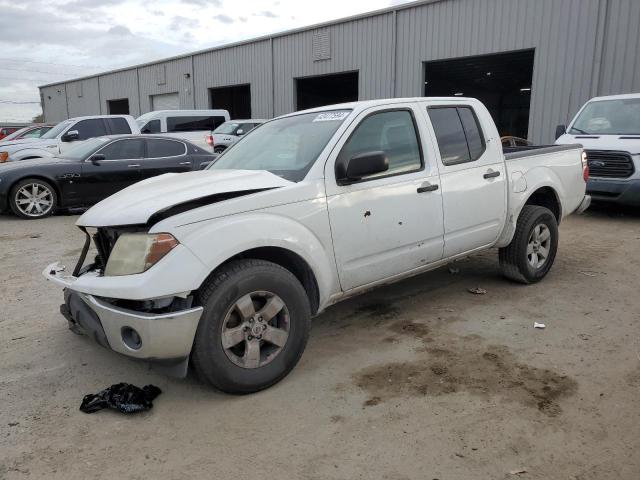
(62, 130, 80, 142)
(555, 124, 566, 140)
(90, 153, 105, 165)
(236, 129, 244, 136)
(336, 151, 389, 184)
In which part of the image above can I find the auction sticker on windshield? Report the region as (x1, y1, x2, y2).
(313, 111, 350, 122)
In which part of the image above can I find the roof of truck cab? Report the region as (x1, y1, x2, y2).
(586, 93, 640, 102)
(281, 97, 479, 117)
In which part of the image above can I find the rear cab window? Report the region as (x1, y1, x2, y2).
(428, 106, 486, 166)
(107, 117, 132, 134)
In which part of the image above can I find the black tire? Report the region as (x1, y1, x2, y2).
(9, 178, 57, 219)
(191, 259, 311, 394)
(213, 146, 226, 154)
(499, 205, 559, 284)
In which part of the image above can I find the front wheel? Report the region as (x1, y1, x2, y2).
(9, 178, 57, 219)
(191, 259, 311, 394)
(499, 205, 559, 284)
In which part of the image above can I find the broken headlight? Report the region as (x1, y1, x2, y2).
(104, 233, 178, 276)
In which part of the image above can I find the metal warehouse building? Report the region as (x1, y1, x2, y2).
(39, 0, 640, 143)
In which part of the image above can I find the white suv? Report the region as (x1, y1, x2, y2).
(136, 110, 230, 150)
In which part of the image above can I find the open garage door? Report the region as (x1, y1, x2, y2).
(296, 71, 358, 111)
(424, 49, 534, 139)
(210, 84, 251, 119)
(151, 92, 179, 111)
(107, 98, 129, 115)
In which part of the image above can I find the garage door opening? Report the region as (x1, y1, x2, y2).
(107, 98, 130, 115)
(424, 49, 534, 139)
(296, 71, 358, 111)
(210, 84, 251, 119)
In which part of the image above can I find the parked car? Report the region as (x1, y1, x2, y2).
(501, 136, 533, 148)
(136, 109, 230, 150)
(44, 97, 589, 393)
(0, 115, 139, 163)
(0, 135, 215, 219)
(206, 119, 266, 153)
(0, 124, 54, 143)
(0, 126, 23, 140)
(555, 93, 640, 206)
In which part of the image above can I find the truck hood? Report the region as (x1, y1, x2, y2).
(556, 134, 640, 154)
(77, 169, 293, 227)
(0, 138, 55, 153)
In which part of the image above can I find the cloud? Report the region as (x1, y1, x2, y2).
(169, 15, 200, 30)
(213, 14, 234, 24)
(258, 10, 278, 18)
(108, 25, 133, 35)
(180, 0, 222, 6)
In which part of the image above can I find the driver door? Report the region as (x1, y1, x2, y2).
(325, 104, 444, 291)
(78, 138, 144, 205)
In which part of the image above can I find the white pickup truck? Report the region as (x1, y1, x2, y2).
(0, 115, 139, 163)
(44, 97, 590, 394)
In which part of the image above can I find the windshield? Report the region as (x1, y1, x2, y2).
(62, 137, 111, 160)
(209, 110, 351, 182)
(41, 120, 72, 139)
(570, 98, 640, 135)
(135, 112, 155, 128)
(213, 122, 241, 135)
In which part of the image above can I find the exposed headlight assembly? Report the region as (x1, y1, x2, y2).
(104, 233, 179, 276)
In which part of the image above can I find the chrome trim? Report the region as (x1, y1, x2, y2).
(79, 293, 203, 359)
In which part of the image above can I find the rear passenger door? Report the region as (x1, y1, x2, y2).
(426, 105, 507, 257)
(138, 138, 192, 180)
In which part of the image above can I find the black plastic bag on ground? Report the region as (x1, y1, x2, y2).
(80, 383, 162, 414)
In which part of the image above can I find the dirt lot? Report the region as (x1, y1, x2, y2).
(1, 205, 639, 480)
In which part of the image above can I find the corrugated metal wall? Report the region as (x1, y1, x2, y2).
(65, 78, 100, 118)
(39, 0, 640, 143)
(138, 57, 193, 113)
(193, 40, 272, 117)
(97, 69, 140, 117)
(272, 13, 395, 116)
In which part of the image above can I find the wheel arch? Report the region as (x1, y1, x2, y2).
(197, 246, 321, 315)
(523, 186, 562, 223)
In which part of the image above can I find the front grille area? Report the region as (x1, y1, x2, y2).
(586, 150, 635, 178)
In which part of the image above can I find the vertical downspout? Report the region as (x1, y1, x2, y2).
(270, 37, 275, 118)
(191, 55, 196, 109)
(136, 67, 142, 116)
(97, 76, 102, 114)
(391, 9, 397, 98)
(64, 84, 70, 119)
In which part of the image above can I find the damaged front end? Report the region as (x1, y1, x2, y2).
(44, 225, 205, 377)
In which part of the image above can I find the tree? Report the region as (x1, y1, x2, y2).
(31, 113, 44, 123)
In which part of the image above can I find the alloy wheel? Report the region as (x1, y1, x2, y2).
(14, 183, 54, 218)
(220, 291, 291, 369)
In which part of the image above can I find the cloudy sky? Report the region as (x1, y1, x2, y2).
(0, 0, 412, 123)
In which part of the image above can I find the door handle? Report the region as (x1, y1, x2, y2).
(178, 161, 191, 165)
(128, 164, 140, 167)
(417, 184, 439, 193)
(483, 170, 501, 179)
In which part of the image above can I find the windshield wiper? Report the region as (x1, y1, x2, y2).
(569, 127, 589, 134)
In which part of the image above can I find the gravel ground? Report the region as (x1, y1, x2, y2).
(1, 205, 639, 480)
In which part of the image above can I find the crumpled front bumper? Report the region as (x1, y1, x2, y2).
(45, 263, 203, 369)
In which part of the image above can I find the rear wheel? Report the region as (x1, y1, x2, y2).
(213, 146, 226, 154)
(191, 259, 311, 394)
(499, 205, 558, 284)
(9, 178, 57, 219)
